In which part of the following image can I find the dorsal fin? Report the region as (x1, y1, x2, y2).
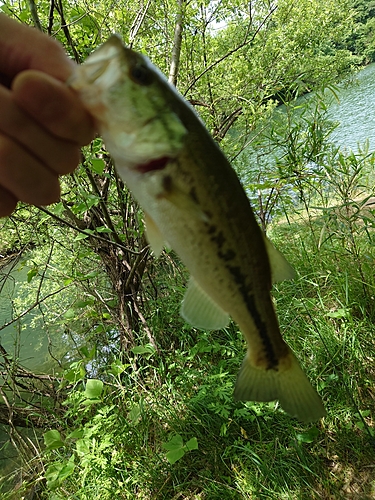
(264, 236, 295, 283)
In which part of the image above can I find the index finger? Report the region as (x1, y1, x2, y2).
(0, 14, 74, 81)
(12, 71, 95, 147)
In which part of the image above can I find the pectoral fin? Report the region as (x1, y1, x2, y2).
(264, 236, 295, 283)
(180, 277, 230, 330)
(144, 212, 164, 258)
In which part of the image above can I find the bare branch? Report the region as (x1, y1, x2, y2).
(54, 0, 80, 62)
(129, 0, 152, 47)
(0, 287, 69, 333)
(47, 0, 55, 35)
(37, 206, 146, 256)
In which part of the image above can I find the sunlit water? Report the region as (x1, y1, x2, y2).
(329, 63, 375, 152)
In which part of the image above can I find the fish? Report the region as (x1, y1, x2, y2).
(69, 35, 326, 422)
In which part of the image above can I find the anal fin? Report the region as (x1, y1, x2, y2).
(180, 277, 230, 330)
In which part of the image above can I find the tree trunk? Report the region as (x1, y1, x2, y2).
(168, 0, 186, 86)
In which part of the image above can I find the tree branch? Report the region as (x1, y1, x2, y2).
(54, 0, 80, 62)
(129, 0, 152, 47)
(28, 0, 43, 31)
(37, 206, 146, 256)
(47, 0, 55, 35)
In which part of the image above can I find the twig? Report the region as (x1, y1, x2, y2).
(129, 0, 152, 47)
(83, 161, 125, 248)
(37, 206, 146, 256)
(124, 247, 150, 293)
(132, 299, 158, 351)
(47, 0, 55, 35)
(54, 0, 80, 62)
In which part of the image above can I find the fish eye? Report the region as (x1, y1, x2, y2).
(130, 63, 152, 86)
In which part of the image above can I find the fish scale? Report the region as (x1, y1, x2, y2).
(69, 35, 326, 422)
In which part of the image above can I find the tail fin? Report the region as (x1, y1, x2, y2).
(234, 350, 326, 422)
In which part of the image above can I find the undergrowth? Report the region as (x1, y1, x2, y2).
(10, 206, 375, 498)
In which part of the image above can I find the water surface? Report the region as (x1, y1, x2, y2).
(329, 63, 375, 151)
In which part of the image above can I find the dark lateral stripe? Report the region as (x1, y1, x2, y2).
(227, 264, 278, 369)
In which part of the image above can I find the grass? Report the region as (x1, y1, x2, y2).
(3, 193, 375, 499)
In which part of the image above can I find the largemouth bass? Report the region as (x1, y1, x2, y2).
(70, 35, 326, 422)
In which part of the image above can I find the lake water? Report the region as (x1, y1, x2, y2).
(329, 63, 375, 152)
(0, 258, 56, 373)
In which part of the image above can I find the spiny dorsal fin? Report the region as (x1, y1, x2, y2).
(180, 277, 230, 330)
(264, 236, 296, 284)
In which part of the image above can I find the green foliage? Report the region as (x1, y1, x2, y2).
(347, 0, 375, 62)
(162, 434, 198, 465)
(1, 1, 375, 498)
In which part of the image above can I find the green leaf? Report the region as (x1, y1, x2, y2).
(162, 434, 184, 451)
(79, 345, 96, 360)
(63, 362, 86, 383)
(64, 308, 76, 320)
(75, 300, 94, 308)
(296, 427, 320, 444)
(49, 202, 64, 216)
(185, 437, 198, 451)
(84, 379, 103, 399)
(44, 430, 65, 450)
(128, 404, 142, 426)
(110, 359, 128, 375)
(80, 270, 100, 280)
(326, 308, 350, 319)
(74, 232, 91, 241)
(66, 429, 84, 440)
(131, 344, 156, 358)
(27, 268, 38, 283)
(91, 158, 105, 174)
(46, 461, 75, 490)
(1, 5, 12, 15)
(82, 398, 102, 406)
(76, 438, 90, 456)
(73, 195, 100, 214)
(166, 448, 185, 465)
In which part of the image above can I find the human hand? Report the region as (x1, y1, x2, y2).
(0, 14, 95, 217)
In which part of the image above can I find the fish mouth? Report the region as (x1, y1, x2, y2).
(68, 38, 123, 91)
(67, 58, 113, 90)
(83, 59, 112, 84)
(136, 156, 171, 174)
